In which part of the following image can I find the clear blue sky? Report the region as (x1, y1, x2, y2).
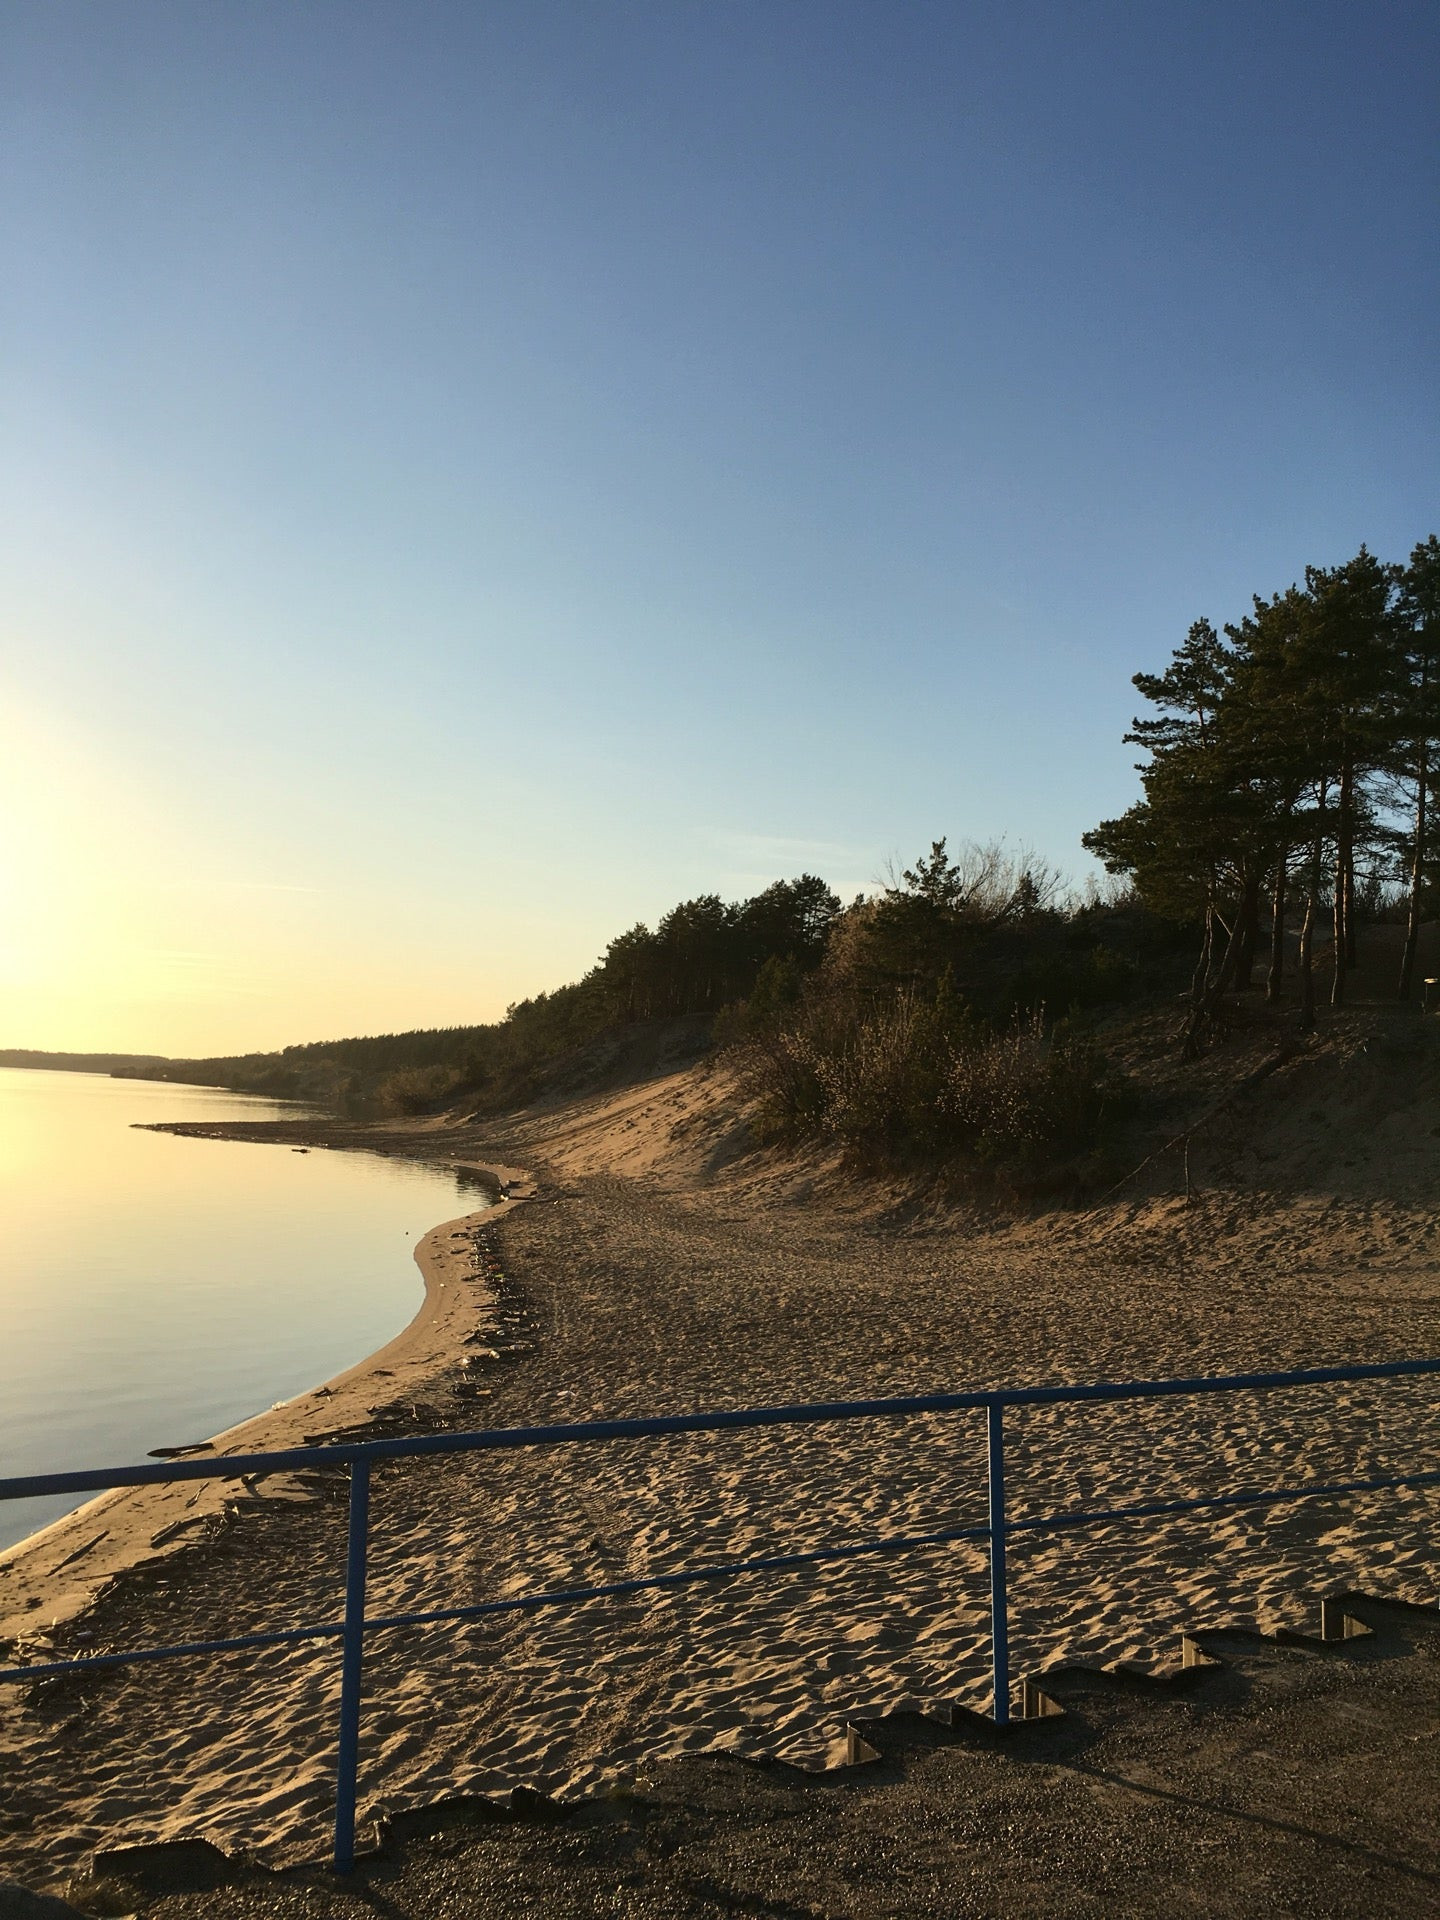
(2, 1, 1436, 1052)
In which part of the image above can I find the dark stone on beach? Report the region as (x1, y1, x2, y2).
(382, 1795, 507, 1846)
(508, 1785, 564, 1821)
(91, 1837, 232, 1892)
(0, 1883, 85, 1917)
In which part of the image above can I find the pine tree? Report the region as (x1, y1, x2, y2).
(1084, 620, 1281, 1054)
(1296, 548, 1396, 1004)
(1395, 537, 1440, 999)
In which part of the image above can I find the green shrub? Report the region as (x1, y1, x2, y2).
(732, 986, 1119, 1176)
(369, 1064, 466, 1117)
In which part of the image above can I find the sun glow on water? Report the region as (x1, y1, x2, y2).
(0, 1067, 486, 1550)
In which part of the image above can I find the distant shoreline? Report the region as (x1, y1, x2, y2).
(0, 1053, 175, 1077)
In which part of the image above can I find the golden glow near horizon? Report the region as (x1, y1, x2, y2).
(0, 701, 168, 1025)
(1, 678, 873, 1060)
(0, 692, 544, 1057)
(5, 7, 1435, 1061)
(0, 700, 253, 1051)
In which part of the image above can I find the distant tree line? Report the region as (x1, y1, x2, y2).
(1084, 536, 1440, 1053)
(116, 876, 846, 1114)
(19, 533, 1430, 1176)
(0, 1048, 168, 1074)
(556, 874, 840, 1023)
(106, 847, 1162, 1181)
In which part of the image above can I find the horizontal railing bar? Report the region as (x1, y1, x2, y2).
(362, 1463, 1440, 1633)
(0, 1618, 343, 1685)
(8, 1460, 1434, 1690)
(3, 1357, 1438, 1505)
(1008, 1463, 1440, 1538)
(367, 1519, 996, 1631)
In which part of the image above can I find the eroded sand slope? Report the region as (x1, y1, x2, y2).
(1, 1004, 1436, 1881)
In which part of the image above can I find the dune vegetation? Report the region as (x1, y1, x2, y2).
(9, 535, 1435, 1189)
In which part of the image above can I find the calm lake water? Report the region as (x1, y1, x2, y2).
(0, 1068, 489, 1550)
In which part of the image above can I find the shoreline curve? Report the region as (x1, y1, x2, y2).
(0, 1156, 536, 1645)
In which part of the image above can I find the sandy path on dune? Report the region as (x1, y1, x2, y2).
(0, 1073, 1437, 1887)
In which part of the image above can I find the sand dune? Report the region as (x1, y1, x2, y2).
(1, 1010, 1437, 1886)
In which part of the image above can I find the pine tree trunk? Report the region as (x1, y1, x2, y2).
(1183, 894, 1251, 1055)
(1182, 906, 1215, 1060)
(1344, 844, 1358, 967)
(1266, 852, 1288, 1002)
(1301, 779, 1330, 1032)
(1234, 874, 1261, 990)
(1210, 903, 1248, 999)
(1399, 739, 1428, 1000)
(1189, 906, 1213, 1011)
(1298, 885, 1317, 1032)
(1330, 764, 1351, 1007)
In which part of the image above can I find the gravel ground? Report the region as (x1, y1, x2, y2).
(65, 1593, 1440, 1919)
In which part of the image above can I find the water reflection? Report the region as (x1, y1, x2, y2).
(0, 1069, 488, 1550)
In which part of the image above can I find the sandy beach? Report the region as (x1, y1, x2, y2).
(1, 1013, 1437, 1886)
(0, 1152, 537, 1666)
(0, 1158, 535, 1647)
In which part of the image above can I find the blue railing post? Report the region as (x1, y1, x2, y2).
(333, 1456, 371, 1873)
(1, 1357, 1437, 1846)
(987, 1402, 1010, 1726)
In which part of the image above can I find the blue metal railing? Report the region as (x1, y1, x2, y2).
(2, 1357, 1438, 1873)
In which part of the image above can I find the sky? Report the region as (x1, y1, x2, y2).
(1, 1, 1436, 1055)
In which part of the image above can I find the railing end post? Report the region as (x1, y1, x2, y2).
(333, 1456, 371, 1874)
(987, 1402, 1011, 1728)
